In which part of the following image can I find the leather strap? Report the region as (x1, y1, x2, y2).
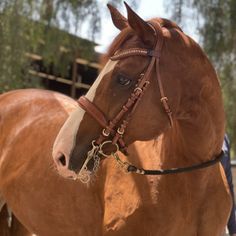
(126, 151, 224, 175)
(78, 96, 108, 128)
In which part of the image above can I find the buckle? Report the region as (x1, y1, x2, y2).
(102, 128, 110, 137)
(117, 127, 125, 135)
(134, 87, 143, 94)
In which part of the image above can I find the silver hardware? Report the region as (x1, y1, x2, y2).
(117, 127, 125, 135)
(77, 168, 91, 184)
(76, 140, 99, 183)
(102, 128, 110, 137)
(134, 87, 143, 93)
(98, 141, 119, 157)
(112, 153, 130, 173)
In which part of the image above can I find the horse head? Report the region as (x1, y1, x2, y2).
(52, 3, 224, 183)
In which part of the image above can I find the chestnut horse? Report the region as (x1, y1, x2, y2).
(0, 3, 232, 236)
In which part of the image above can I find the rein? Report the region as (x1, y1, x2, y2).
(76, 21, 223, 181)
(111, 151, 224, 175)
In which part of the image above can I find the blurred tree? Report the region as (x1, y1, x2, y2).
(165, 0, 236, 156)
(0, 0, 139, 92)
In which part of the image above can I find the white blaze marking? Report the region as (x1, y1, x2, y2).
(86, 60, 118, 102)
(52, 107, 86, 158)
(53, 60, 118, 158)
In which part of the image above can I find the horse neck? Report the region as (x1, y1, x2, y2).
(160, 86, 225, 168)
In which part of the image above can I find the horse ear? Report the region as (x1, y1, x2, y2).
(124, 2, 155, 47)
(107, 4, 128, 30)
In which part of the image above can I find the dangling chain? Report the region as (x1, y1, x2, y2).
(76, 141, 100, 183)
(76, 140, 120, 183)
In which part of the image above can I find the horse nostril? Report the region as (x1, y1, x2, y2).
(58, 154, 66, 166)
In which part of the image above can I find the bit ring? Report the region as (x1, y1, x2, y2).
(99, 141, 119, 157)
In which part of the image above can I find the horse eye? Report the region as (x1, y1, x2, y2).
(117, 74, 132, 86)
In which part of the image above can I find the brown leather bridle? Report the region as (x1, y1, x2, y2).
(78, 21, 173, 154)
(75, 21, 224, 180)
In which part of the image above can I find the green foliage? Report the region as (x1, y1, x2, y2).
(0, 4, 36, 91)
(0, 0, 139, 93)
(166, 0, 236, 156)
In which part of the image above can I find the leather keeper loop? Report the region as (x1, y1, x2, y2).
(147, 50, 161, 58)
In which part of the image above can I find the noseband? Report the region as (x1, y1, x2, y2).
(76, 21, 223, 182)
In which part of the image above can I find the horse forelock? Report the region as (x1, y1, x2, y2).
(100, 27, 134, 65)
